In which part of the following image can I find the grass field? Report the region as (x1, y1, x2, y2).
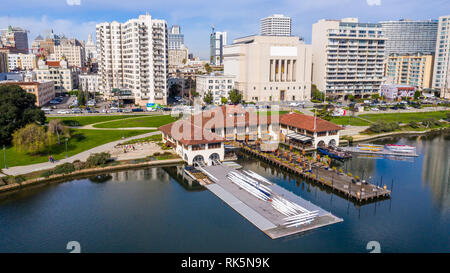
(0, 129, 152, 168)
(46, 115, 143, 126)
(329, 116, 371, 126)
(359, 111, 449, 124)
(93, 114, 178, 128)
(329, 111, 449, 126)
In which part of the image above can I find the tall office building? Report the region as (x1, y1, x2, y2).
(224, 35, 312, 102)
(96, 14, 168, 105)
(85, 34, 97, 61)
(0, 26, 29, 54)
(54, 38, 86, 68)
(312, 18, 386, 99)
(380, 19, 438, 55)
(210, 27, 227, 65)
(432, 15, 450, 99)
(260, 14, 291, 36)
(168, 25, 184, 50)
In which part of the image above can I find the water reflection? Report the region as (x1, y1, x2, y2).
(420, 134, 450, 213)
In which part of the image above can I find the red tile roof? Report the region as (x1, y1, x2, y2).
(159, 119, 225, 145)
(280, 112, 343, 132)
(46, 61, 60, 67)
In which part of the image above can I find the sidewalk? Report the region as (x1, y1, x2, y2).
(2, 131, 162, 177)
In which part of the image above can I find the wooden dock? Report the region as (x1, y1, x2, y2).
(238, 145, 391, 203)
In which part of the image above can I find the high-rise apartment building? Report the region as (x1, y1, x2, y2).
(168, 25, 184, 50)
(224, 35, 312, 102)
(432, 15, 450, 99)
(312, 18, 386, 99)
(96, 14, 168, 105)
(0, 26, 29, 54)
(260, 14, 291, 36)
(210, 27, 227, 66)
(380, 19, 438, 55)
(385, 53, 434, 89)
(54, 38, 86, 68)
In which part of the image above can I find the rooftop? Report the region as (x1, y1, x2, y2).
(280, 112, 343, 133)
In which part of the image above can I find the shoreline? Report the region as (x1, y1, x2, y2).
(0, 158, 184, 195)
(340, 127, 450, 144)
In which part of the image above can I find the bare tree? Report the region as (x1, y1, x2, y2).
(48, 119, 70, 144)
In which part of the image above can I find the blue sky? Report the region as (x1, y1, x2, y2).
(1, 0, 449, 59)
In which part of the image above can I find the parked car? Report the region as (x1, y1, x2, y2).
(57, 110, 70, 114)
(132, 108, 143, 112)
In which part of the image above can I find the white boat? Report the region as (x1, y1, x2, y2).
(385, 144, 416, 153)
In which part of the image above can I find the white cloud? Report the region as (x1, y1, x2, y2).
(66, 0, 81, 6)
(366, 0, 381, 6)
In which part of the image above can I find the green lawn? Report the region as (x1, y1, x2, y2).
(93, 115, 178, 128)
(0, 129, 153, 168)
(47, 115, 143, 126)
(329, 116, 371, 126)
(359, 111, 449, 124)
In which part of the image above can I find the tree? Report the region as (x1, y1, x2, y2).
(205, 63, 212, 73)
(77, 87, 86, 106)
(371, 94, 380, 100)
(311, 84, 324, 101)
(414, 90, 422, 100)
(169, 84, 182, 98)
(203, 91, 213, 104)
(48, 119, 70, 144)
(220, 97, 228, 105)
(12, 124, 51, 154)
(228, 89, 242, 104)
(0, 84, 46, 145)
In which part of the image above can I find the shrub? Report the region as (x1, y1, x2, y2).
(54, 163, 75, 174)
(368, 121, 400, 133)
(422, 118, 441, 128)
(408, 121, 419, 129)
(41, 170, 54, 178)
(0, 175, 14, 185)
(14, 175, 26, 183)
(73, 160, 87, 170)
(86, 152, 111, 167)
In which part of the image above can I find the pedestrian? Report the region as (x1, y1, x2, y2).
(49, 155, 52, 163)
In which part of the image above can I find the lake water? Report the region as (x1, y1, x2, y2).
(0, 133, 448, 253)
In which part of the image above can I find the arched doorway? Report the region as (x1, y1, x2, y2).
(209, 153, 220, 164)
(317, 140, 326, 147)
(192, 155, 205, 166)
(329, 139, 337, 147)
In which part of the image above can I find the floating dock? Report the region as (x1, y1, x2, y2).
(239, 145, 391, 203)
(198, 164, 343, 239)
(339, 146, 418, 157)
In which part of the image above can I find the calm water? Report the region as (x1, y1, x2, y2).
(0, 133, 448, 253)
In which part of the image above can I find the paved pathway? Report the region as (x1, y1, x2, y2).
(2, 131, 162, 177)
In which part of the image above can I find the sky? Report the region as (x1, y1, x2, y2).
(0, 0, 449, 59)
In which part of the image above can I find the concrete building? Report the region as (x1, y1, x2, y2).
(7, 53, 37, 71)
(385, 53, 434, 89)
(432, 15, 450, 99)
(84, 34, 97, 61)
(31, 35, 55, 57)
(0, 26, 29, 54)
(312, 18, 386, 99)
(96, 14, 168, 105)
(380, 84, 416, 101)
(196, 73, 235, 104)
(260, 14, 291, 36)
(78, 73, 100, 94)
(35, 58, 77, 94)
(210, 27, 227, 65)
(0, 52, 7, 73)
(380, 19, 438, 55)
(0, 81, 55, 106)
(54, 38, 86, 68)
(168, 46, 189, 67)
(168, 25, 184, 50)
(223, 35, 312, 103)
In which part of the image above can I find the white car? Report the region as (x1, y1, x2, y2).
(371, 107, 380, 111)
(289, 102, 299, 107)
(57, 110, 70, 114)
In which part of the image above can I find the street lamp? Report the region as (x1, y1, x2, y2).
(65, 138, 68, 158)
(3, 145, 7, 169)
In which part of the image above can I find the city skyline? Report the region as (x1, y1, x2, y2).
(0, 0, 449, 59)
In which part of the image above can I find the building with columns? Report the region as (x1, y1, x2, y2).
(223, 35, 312, 103)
